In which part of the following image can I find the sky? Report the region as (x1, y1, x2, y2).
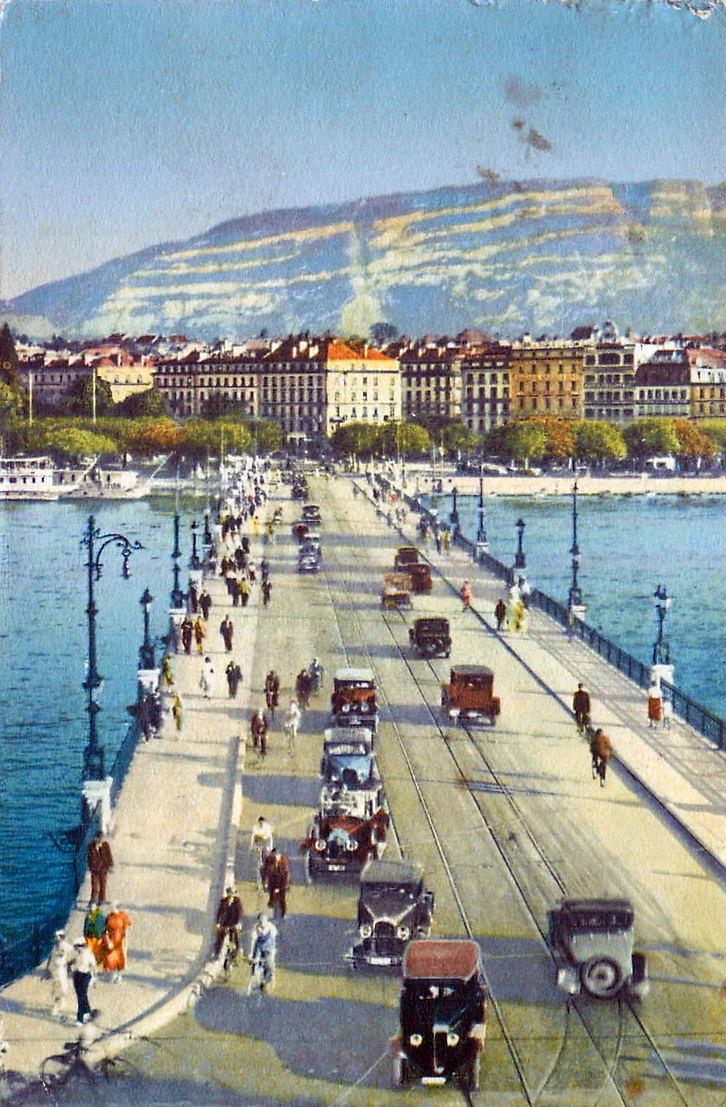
(0, 0, 723, 299)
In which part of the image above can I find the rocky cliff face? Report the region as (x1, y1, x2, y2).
(5, 178, 725, 339)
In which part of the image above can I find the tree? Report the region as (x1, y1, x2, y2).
(117, 388, 169, 418)
(42, 427, 118, 461)
(0, 380, 23, 427)
(378, 421, 431, 456)
(244, 418, 282, 453)
(63, 375, 117, 418)
(500, 422, 548, 466)
(699, 419, 726, 454)
(201, 394, 249, 419)
(369, 322, 399, 347)
(0, 323, 19, 387)
(528, 416, 575, 463)
(441, 421, 479, 456)
(126, 418, 183, 456)
(623, 418, 679, 459)
(329, 421, 382, 457)
(573, 421, 627, 466)
(672, 419, 717, 466)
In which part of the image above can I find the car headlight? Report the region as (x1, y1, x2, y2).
(396, 926, 411, 941)
(446, 1032, 459, 1047)
(409, 1033, 423, 1047)
(449, 708, 460, 718)
(359, 924, 372, 938)
(346, 839, 358, 851)
(314, 839, 326, 852)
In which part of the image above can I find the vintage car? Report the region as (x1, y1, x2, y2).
(330, 668, 379, 733)
(319, 775, 387, 821)
(291, 480, 307, 500)
(441, 665, 500, 726)
(300, 531, 321, 552)
(320, 729, 379, 784)
(298, 548, 321, 573)
(381, 571, 413, 611)
(301, 807, 389, 881)
(394, 545, 420, 569)
(346, 860, 434, 970)
(407, 562, 432, 594)
(292, 519, 310, 541)
(548, 898, 649, 1000)
(302, 502, 322, 524)
(391, 940, 487, 1090)
(409, 617, 451, 658)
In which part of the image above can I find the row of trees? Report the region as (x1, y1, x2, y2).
(330, 414, 724, 466)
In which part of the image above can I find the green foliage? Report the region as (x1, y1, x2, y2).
(125, 418, 183, 455)
(329, 421, 382, 457)
(528, 416, 575, 462)
(440, 421, 479, 455)
(699, 419, 726, 452)
(378, 421, 432, 456)
(62, 374, 117, 417)
(622, 418, 679, 458)
(244, 418, 282, 453)
(671, 419, 716, 460)
(0, 323, 19, 387)
(0, 381, 24, 427)
(41, 426, 118, 461)
(201, 394, 250, 418)
(573, 420, 627, 464)
(117, 388, 169, 418)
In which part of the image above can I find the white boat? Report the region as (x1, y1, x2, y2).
(57, 465, 151, 500)
(0, 456, 66, 501)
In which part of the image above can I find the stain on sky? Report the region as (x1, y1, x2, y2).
(502, 75, 544, 107)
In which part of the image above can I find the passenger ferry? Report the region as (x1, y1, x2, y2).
(57, 464, 151, 500)
(0, 456, 65, 501)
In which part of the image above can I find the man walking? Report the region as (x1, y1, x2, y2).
(262, 578, 272, 607)
(200, 656, 216, 699)
(71, 940, 97, 1025)
(572, 683, 591, 734)
(590, 728, 613, 787)
(495, 598, 507, 632)
(199, 589, 212, 620)
(87, 831, 113, 904)
(250, 709, 269, 757)
(214, 886, 244, 959)
(226, 660, 242, 698)
(283, 700, 301, 755)
(180, 615, 193, 655)
(45, 929, 74, 1017)
(239, 576, 251, 608)
(220, 615, 234, 652)
(262, 848, 290, 919)
(264, 670, 280, 716)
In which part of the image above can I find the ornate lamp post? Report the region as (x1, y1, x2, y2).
(81, 515, 143, 782)
(567, 481, 585, 617)
(170, 510, 185, 608)
(449, 485, 460, 533)
(190, 520, 201, 569)
(475, 464, 488, 556)
(203, 511, 212, 546)
(138, 588, 155, 670)
(514, 518, 526, 570)
(652, 584, 673, 676)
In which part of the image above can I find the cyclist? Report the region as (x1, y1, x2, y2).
(247, 913, 278, 995)
(250, 815, 275, 888)
(214, 886, 244, 960)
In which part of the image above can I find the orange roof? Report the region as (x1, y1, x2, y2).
(325, 340, 392, 362)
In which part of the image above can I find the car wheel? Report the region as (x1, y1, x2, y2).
(580, 956, 623, 998)
(391, 1055, 408, 1087)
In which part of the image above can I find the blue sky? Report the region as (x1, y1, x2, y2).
(1, 0, 723, 298)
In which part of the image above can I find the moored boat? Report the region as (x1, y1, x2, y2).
(57, 464, 151, 500)
(0, 456, 66, 501)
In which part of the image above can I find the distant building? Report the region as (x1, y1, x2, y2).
(459, 344, 511, 432)
(398, 342, 462, 424)
(634, 349, 690, 419)
(687, 348, 726, 420)
(508, 338, 584, 419)
(582, 341, 637, 423)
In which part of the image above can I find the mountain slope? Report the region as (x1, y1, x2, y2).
(4, 178, 725, 339)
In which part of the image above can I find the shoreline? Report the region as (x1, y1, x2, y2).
(400, 473, 726, 497)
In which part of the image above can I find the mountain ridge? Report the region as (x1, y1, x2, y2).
(4, 177, 724, 339)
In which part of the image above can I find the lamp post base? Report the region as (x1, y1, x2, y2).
(650, 663, 674, 687)
(567, 603, 587, 629)
(475, 540, 489, 562)
(168, 607, 188, 653)
(82, 776, 114, 835)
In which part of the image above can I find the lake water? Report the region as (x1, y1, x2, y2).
(0, 492, 723, 949)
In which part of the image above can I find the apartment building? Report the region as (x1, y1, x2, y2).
(398, 342, 462, 423)
(634, 350, 690, 418)
(459, 344, 511, 433)
(508, 339, 584, 419)
(687, 349, 726, 419)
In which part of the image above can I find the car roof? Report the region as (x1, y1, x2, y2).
(396, 545, 418, 553)
(333, 667, 376, 683)
(414, 616, 448, 627)
(323, 733, 373, 752)
(403, 940, 481, 981)
(451, 665, 494, 676)
(303, 503, 320, 510)
(560, 898, 634, 914)
(361, 859, 423, 886)
(324, 725, 373, 742)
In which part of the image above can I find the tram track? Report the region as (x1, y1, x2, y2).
(315, 483, 693, 1105)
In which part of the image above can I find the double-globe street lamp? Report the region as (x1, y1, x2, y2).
(475, 464, 488, 558)
(567, 480, 584, 615)
(81, 515, 143, 782)
(170, 509, 186, 609)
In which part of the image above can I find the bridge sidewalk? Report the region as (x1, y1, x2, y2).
(356, 477, 725, 872)
(0, 529, 266, 1077)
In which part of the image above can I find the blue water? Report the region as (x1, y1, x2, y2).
(0, 497, 200, 946)
(430, 492, 725, 718)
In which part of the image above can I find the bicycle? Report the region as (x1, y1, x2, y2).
(220, 928, 241, 976)
(246, 952, 275, 996)
(40, 1036, 141, 1101)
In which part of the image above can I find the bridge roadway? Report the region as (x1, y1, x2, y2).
(125, 475, 724, 1107)
(1, 474, 723, 1105)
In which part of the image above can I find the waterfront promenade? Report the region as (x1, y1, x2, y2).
(0, 473, 723, 1104)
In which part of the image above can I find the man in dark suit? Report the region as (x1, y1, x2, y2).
(87, 831, 113, 903)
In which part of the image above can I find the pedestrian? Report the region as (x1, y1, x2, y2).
(250, 815, 275, 887)
(180, 615, 193, 655)
(519, 576, 532, 609)
(87, 831, 113, 904)
(262, 578, 272, 607)
(262, 848, 290, 919)
(234, 546, 246, 570)
(495, 598, 507, 631)
(226, 660, 242, 698)
(161, 653, 175, 688)
(199, 589, 212, 620)
(435, 529, 442, 554)
(103, 903, 132, 983)
(172, 691, 184, 735)
(460, 579, 472, 611)
(264, 670, 280, 715)
(283, 699, 301, 755)
(662, 694, 673, 729)
(229, 575, 241, 607)
(193, 616, 206, 653)
(247, 913, 278, 995)
(220, 615, 234, 652)
(441, 529, 450, 554)
(214, 886, 244, 959)
(83, 901, 107, 966)
(239, 576, 251, 608)
(295, 668, 311, 707)
(248, 561, 257, 583)
(188, 582, 199, 614)
(250, 709, 268, 757)
(45, 929, 74, 1017)
(71, 940, 97, 1025)
(647, 681, 662, 728)
(590, 728, 613, 787)
(200, 656, 215, 699)
(260, 558, 270, 583)
(572, 683, 591, 734)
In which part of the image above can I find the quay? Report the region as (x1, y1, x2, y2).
(0, 473, 724, 1105)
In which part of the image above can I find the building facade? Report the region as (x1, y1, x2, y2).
(508, 340, 584, 419)
(459, 344, 511, 433)
(634, 350, 691, 419)
(398, 343, 462, 424)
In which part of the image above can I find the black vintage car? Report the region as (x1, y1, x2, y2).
(320, 730, 379, 786)
(301, 808, 389, 881)
(548, 898, 649, 1000)
(302, 502, 322, 524)
(409, 616, 451, 658)
(346, 860, 434, 970)
(391, 940, 487, 1090)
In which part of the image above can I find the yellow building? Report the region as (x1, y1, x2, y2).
(508, 339, 584, 419)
